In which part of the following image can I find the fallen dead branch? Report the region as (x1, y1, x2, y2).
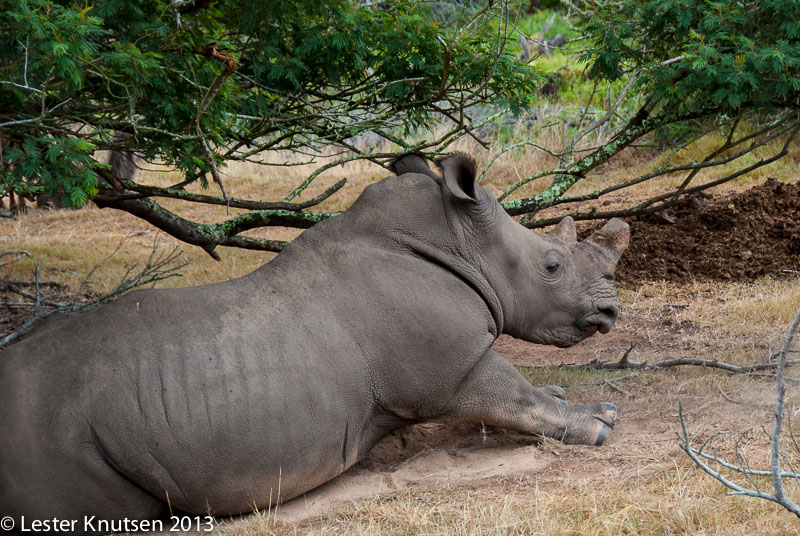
(0, 235, 188, 350)
(678, 307, 800, 518)
(602, 378, 633, 398)
(0, 249, 30, 267)
(550, 344, 800, 376)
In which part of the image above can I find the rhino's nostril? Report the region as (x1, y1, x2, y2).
(579, 302, 619, 337)
(597, 304, 618, 323)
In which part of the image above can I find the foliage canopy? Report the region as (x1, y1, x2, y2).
(1, 0, 535, 256)
(583, 0, 800, 112)
(500, 0, 800, 223)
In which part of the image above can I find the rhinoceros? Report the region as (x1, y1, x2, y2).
(0, 153, 628, 530)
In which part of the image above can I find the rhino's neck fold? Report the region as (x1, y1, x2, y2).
(400, 235, 503, 338)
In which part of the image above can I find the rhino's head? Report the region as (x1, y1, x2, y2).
(390, 152, 629, 348)
(510, 215, 629, 347)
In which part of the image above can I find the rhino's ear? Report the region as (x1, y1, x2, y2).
(547, 216, 577, 247)
(435, 152, 478, 204)
(585, 218, 630, 265)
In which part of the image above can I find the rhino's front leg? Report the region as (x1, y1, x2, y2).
(437, 349, 617, 446)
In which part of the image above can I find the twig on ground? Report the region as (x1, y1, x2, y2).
(747, 372, 800, 384)
(600, 370, 643, 384)
(0, 282, 67, 308)
(603, 379, 632, 398)
(0, 250, 31, 267)
(677, 307, 800, 518)
(0, 280, 69, 288)
(560, 352, 800, 376)
(771, 349, 800, 361)
(552, 343, 800, 387)
(719, 385, 740, 404)
(32, 263, 41, 312)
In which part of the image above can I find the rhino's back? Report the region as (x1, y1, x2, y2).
(0, 253, 382, 513)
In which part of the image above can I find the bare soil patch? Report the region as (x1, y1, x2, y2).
(616, 178, 800, 284)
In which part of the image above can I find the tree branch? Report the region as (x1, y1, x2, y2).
(109, 176, 347, 211)
(553, 353, 800, 375)
(521, 121, 800, 228)
(94, 189, 334, 260)
(772, 307, 800, 507)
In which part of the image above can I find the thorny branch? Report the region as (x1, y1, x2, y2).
(517, 118, 800, 228)
(5, 1, 799, 259)
(485, 23, 800, 227)
(2, 2, 529, 257)
(107, 176, 347, 212)
(93, 189, 304, 260)
(188, 43, 239, 209)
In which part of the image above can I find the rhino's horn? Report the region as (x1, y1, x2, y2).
(584, 218, 630, 267)
(389, 153, 435, 177)
(547, 216, 577, 247)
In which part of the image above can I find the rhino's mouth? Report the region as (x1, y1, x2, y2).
(578, 314, 614, 336)
(548, 326, 594, 348)
(581, 324, 599, 337)
(543, 321, 608, 348)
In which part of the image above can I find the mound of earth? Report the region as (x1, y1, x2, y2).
(615, 178, 800, 284)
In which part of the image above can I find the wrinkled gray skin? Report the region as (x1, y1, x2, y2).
(0, 153, 629, 531)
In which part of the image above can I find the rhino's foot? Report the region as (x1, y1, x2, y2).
(560, 402, 617, 446)
(592, 402, 617, 446)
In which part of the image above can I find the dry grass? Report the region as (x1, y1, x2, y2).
(618, 277, 800, 358)
(298, 471, 796, 535)
(219, 463, 800, 535)
(0, 207, 273, 292)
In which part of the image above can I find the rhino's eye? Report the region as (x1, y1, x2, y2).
(546, 262, 560, 274)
